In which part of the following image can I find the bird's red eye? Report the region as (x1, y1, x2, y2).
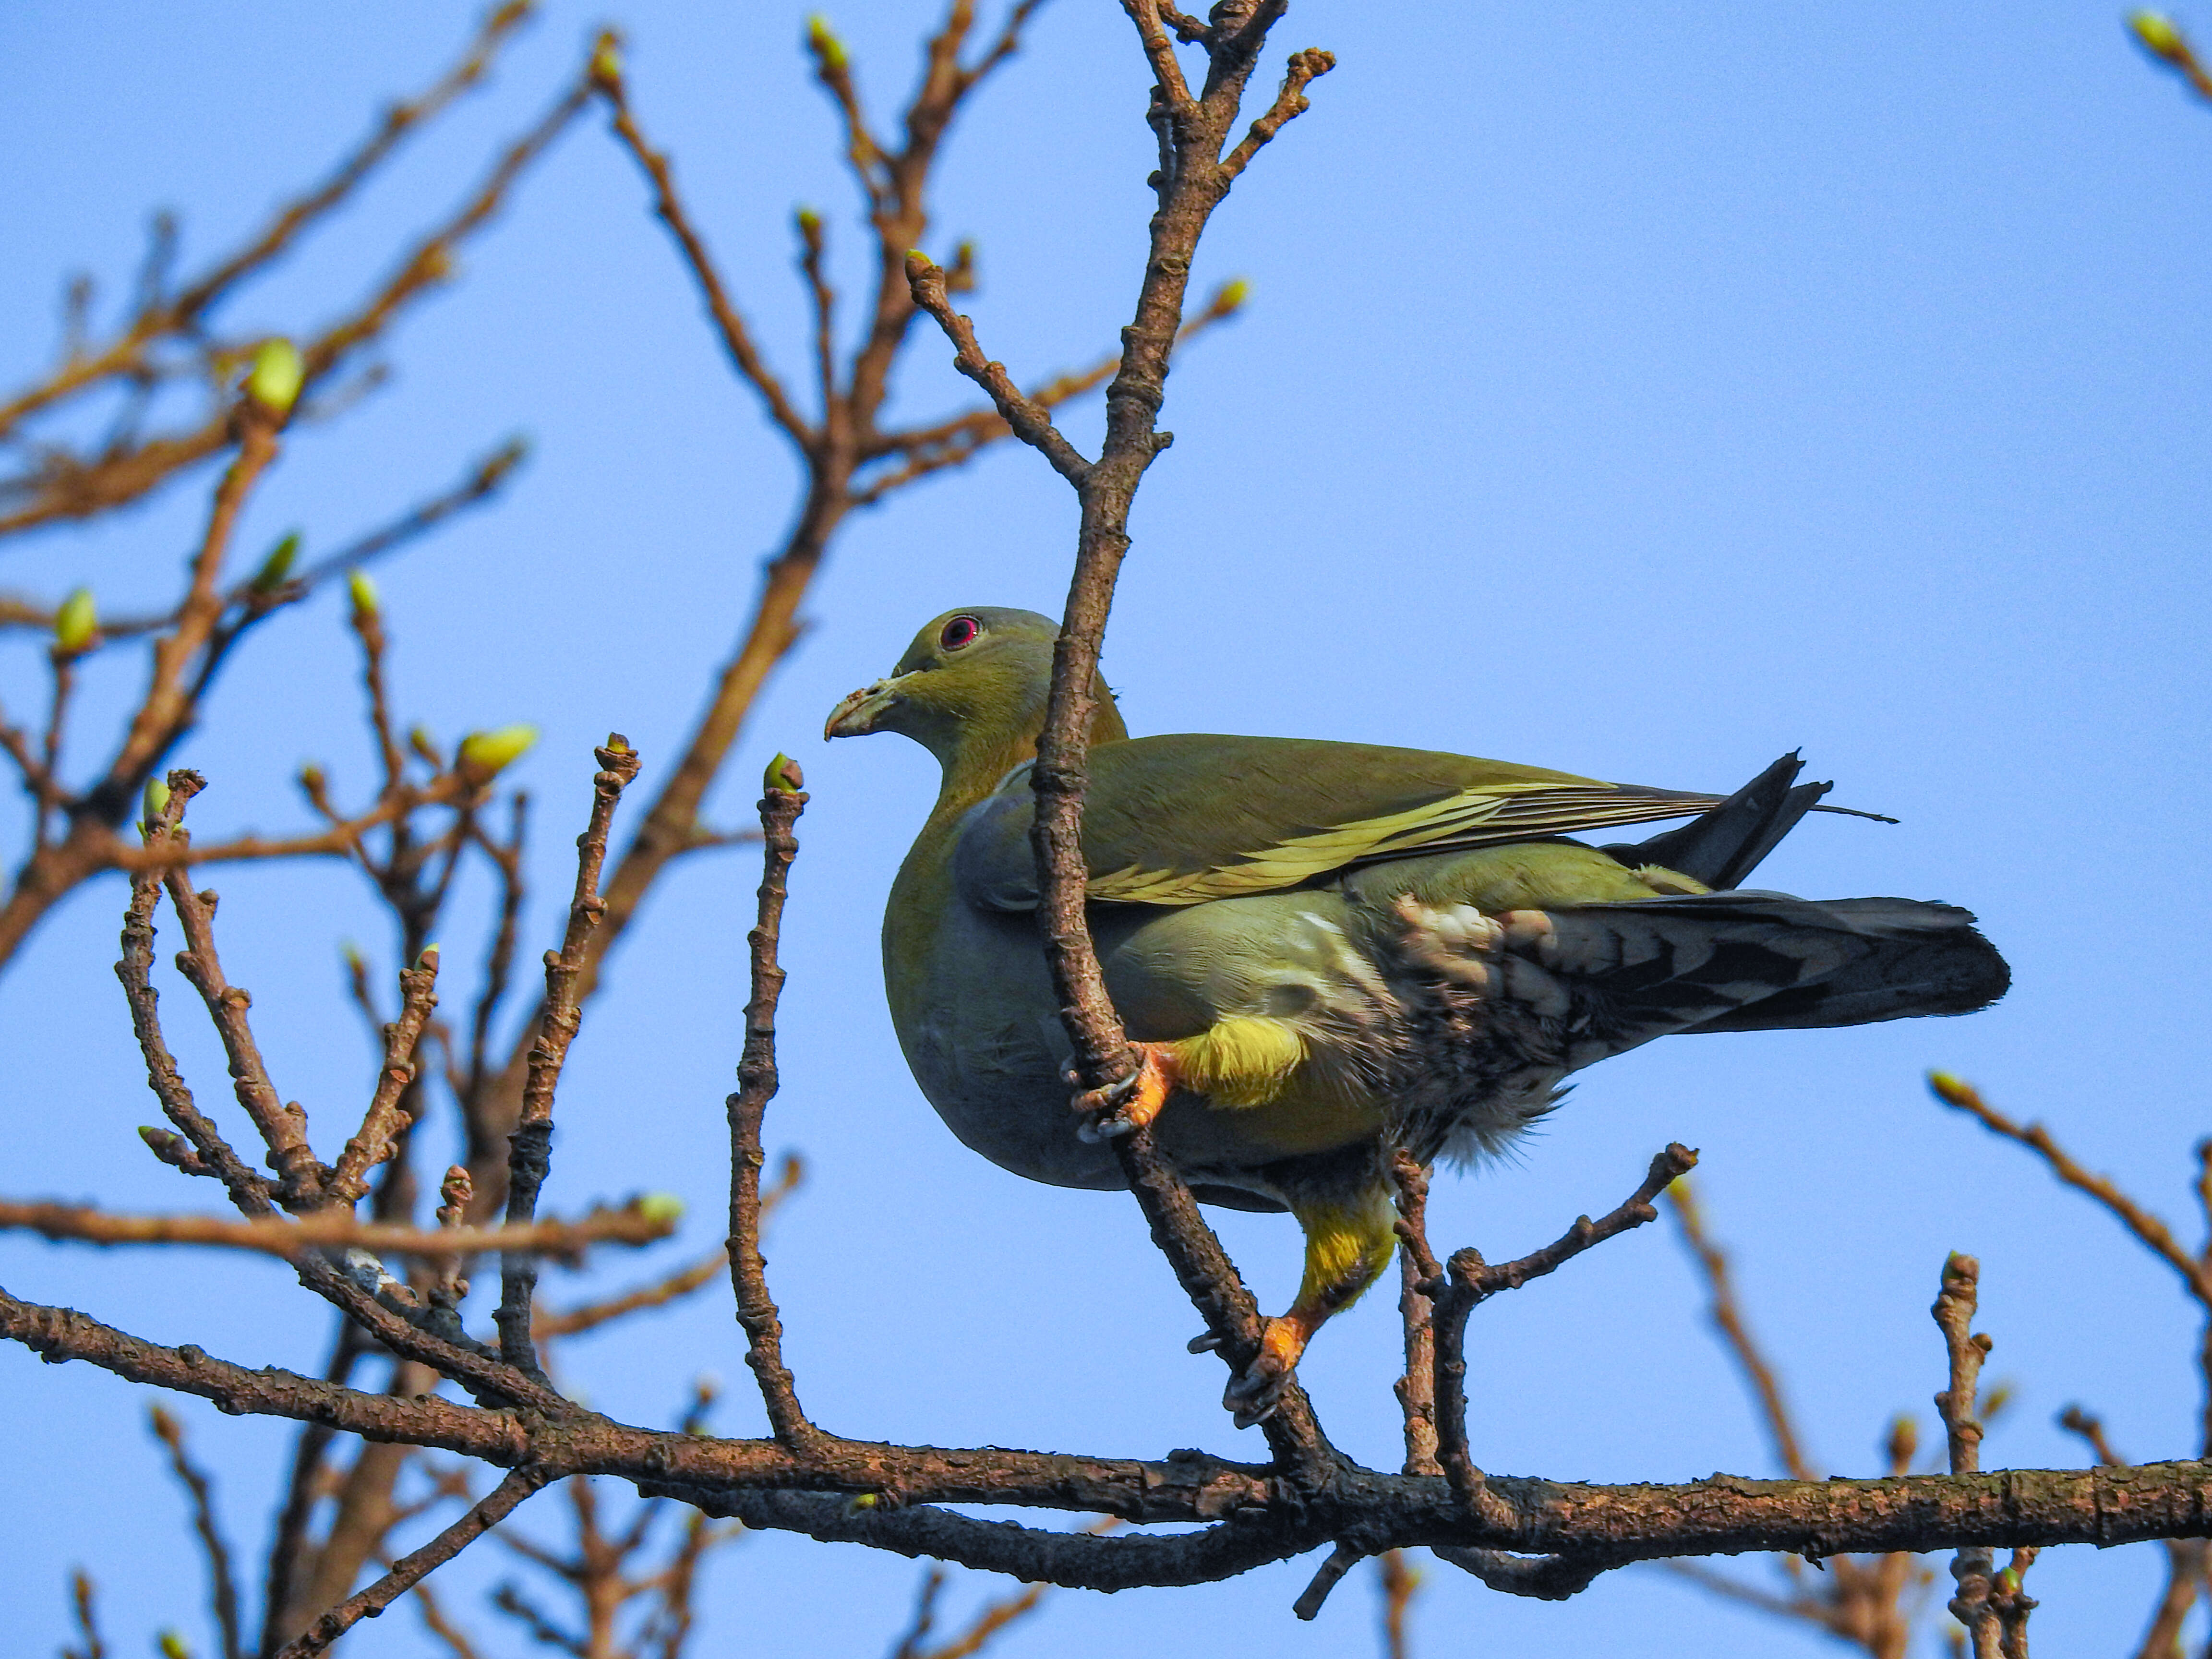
(939, 615, 981, 651)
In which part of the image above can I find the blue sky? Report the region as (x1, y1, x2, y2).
(4, 4, 2211, 1655)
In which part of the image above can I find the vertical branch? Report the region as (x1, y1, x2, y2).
(1391, 1152, 1441, 1478)
(115, 857, 275, 1217)
(92, 403, 286, 820)
(901, 0, 1335, 1469)
(495, 736, 641, 1374)
(1428, 1247, 1487, 1510)
(326, 947, 443, 1207)
(1934, 1254, 2005, 1658)
(727, 755, 821, 1450)
(150, 1405, 245, 1659)
(1377, 1548, 1419, 1659)
(151, 776, 326, 1207)
(1665, 1177, 1818, 1483)
(65, 1569, 107, 1659)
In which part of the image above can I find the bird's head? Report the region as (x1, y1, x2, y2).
(824, 607, 1126, 792)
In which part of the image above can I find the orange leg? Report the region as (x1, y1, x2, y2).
(1222, 1183, 1400, 1428)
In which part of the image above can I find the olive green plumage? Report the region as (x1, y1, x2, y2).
(827, 606, 2008, 1419)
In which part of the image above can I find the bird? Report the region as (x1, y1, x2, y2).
(825, 606, 2008, 1425)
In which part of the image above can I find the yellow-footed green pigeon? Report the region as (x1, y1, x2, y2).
(826, 607, 2008, 1425)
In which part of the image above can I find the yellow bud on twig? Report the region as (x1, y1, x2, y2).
(458, 724, 539, 778)
(765, 753, 805, 794)
(2132, 10, 2188, 59)
(251, 531, 301, 593)
(1926, 1070, 1976, 1107)
(347, 569, 379, 620)
(807, 13, 848, 70)
(245, 337, 304, 415)
(590, 32, 624, 84)
(637, 1192, 686, 1225)
(158, 1634, 193, 1659)
(53, 587, 97, 654)
(1215, 277, 1251, 312)
(143, 778, 171, 828)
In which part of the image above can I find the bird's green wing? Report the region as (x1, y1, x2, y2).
(952, 733, 1721, 911)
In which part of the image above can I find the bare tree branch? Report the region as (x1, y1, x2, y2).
(0, 1199, 679, 1260)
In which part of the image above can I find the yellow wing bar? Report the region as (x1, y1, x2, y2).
(1087, 781, 1719, 906)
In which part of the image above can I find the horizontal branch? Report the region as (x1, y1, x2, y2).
(0, 1199, 679, 1260)
(10, 1278, 2212, 1587)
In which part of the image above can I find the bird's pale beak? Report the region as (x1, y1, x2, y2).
(824, 678, 902, 739)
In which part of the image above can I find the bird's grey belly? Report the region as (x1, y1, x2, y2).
(890, 889, 1395, 1189)
(893, 901, 1124, 1190)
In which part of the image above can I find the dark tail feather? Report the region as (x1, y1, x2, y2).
(1537, 891, 2009, 1068)
(1600, 752, 1831, 890)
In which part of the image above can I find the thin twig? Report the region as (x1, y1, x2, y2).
(273, 1465, 553, 1659)
(3, 438, 530, 642)
(0, 3, 534, 441)
(1431, 1146, 1695, 1524)
(326, 947, 443, 1205)
(902, 254, 1093, 483)
(1392, 1151, 1441, 1477)
(150, 1404, 245, 1659)
(1664, 1173, 1818, 1483)
(1931, 1075, 2210, 1302)
(728, 760, 819, 1449)
(2133, 12, 2212, 104)
(496, 737, 642, 1373)
(538, 1154, 801, 1339)
(593, 50, 811, 444)
(0, 1198, 680, 1259)
(146, 779, 326, 1205)
(1935, 1253, 2014, 1658)
(65, 1569, 107, 1659)
(1377, 1548, 1419, 1659)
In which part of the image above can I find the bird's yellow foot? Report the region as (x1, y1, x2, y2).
(1222, 1314, 1314, 1429)
(1072, 1043, 1181, 1142)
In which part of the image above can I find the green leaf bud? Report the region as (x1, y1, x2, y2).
(636, 1192, 686, 1225)
(796, 206, 823, 236)
(158, 1634, 193, 1659)
(143, 777, 171, 828)
(250, 531, 301, 593)
(347, 568, 379, 620)
(1925, 1070, 1976, 1107)
(1215, 276, 1251, 312)
(245, 337, 304, 415)
(2132, 10, 2187, 58)
(806, 14, 848, 70)
(765, 753, 805, 794)
(458, 724, 539, 777)
(53, 587, 96, 654)
(590, 32, 624, 84)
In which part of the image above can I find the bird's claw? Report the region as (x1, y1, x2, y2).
(1070, 1046, 1173, 1142)
(1223, 1353, 1289, 1429)
(1218, 1315, 1305, 1429)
